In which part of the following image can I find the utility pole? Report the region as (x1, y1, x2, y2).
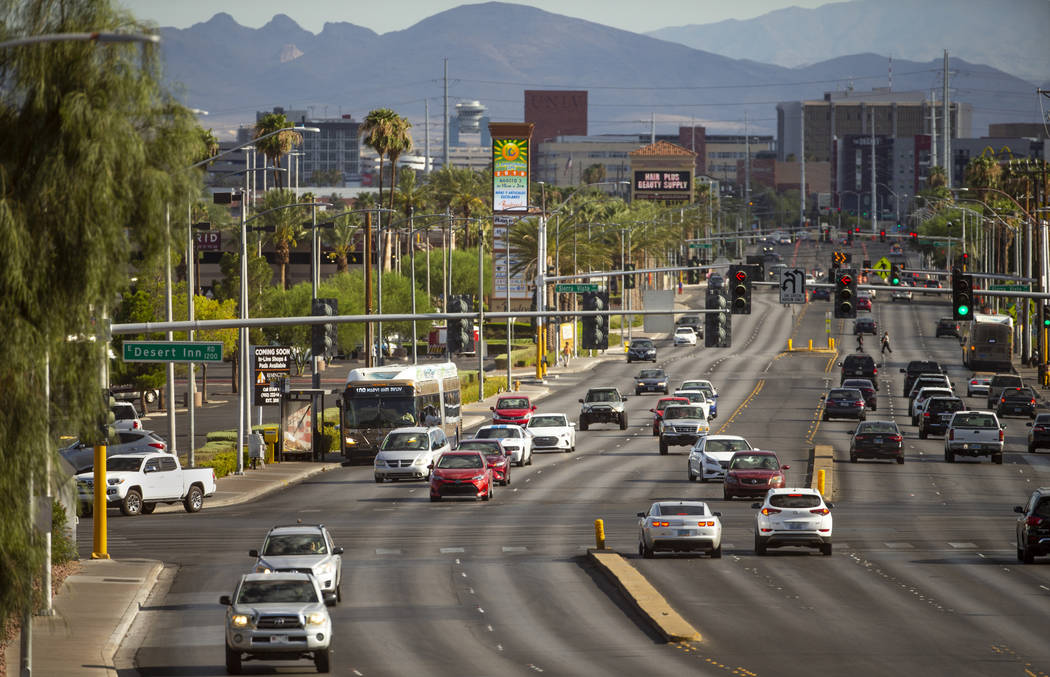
(744, 112, 751, 231)
(871, 108, 877, 234)
(443, 59, 449, 169)
(424, 98, 430, 175)
(800, 102, 806, 229)
(650, 112, 655, 145)
(943, 50, 951, 188)
(930, 90, 937, 173)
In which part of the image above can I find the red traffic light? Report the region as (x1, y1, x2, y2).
(839, 275, 853, 286)
(734, 270, 748, 281)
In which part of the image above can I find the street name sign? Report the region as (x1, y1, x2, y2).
(123, 341, 223, 364)
(989, 284, 1030, 292)
(780, 267, 807, 304)
(554, 283, 599, 293)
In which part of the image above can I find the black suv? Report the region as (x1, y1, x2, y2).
(840, 354, 878, 390)
(1014, 487, 1050, 563)
(854, 317, 878, 335)
(918, 396, 964, 439)
(901, 360, 943, 396)
(626, 338, 657, 363)
(996, 386, 1038, 419)
(675, 315, 702, 336)
(987, 373, 1024, 409)
(935, 318, 961, 338)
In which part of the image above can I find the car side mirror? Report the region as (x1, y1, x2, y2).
(332, 546, 344, 555)
(531, 406, 536, 411)
(1014, 506, 1024, 514)
(1027, 422, 1033, 427)
(570, 422, 576, 428)
(636, 512, 646, 518)
(578, 399, 584, 404)
(649, 409, 656, 413)
(826, 502, 834, 509)
(1001, 425, 1007, 430)
(750, 502, 761, 509)
(489, 406, 495, 412)
(899, 368, 906, 373)
(713, 511, 722, 517)
(220, 595, 232, 606)
(782, 464, 791, 470)
(325, 597, 337, 607)
(249, 549, 259, 558)
(837, 362, 842, 367)
(427, 463, 434, 469)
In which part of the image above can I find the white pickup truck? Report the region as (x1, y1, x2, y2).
(944, 411, 1005, 464)
(76, 452, 217, 515)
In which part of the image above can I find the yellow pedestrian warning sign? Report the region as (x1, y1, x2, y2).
(872, 257, 892, 280)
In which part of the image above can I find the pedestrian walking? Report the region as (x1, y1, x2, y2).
(561, 341, 571, 367)
(881, 331, 893, 355)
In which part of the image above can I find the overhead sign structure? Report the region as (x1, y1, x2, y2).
(989, 284, 1030, 292)
(123, 341, 223, 364)
(253, 345, 292, 406)
(780, 267, 807, 304)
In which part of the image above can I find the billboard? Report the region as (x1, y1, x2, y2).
(633, 170, 691, 193)
(492, 138, 529, 212)
(492, 214, 533, 308)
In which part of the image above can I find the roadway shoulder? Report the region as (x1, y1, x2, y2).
(810, 444, 836, 501)
(587, 549, 702, 642)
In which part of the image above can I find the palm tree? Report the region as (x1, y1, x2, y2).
(254, 112, 302, 189)
(325, 211, 362, 273)
(260, 189, 306, 288)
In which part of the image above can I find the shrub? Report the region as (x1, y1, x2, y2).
(198, 449, 249, 479)
(51, 500, 78, 564)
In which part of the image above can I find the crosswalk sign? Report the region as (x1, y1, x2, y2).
(872, 257, 892, 281)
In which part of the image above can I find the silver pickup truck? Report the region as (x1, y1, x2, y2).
(944, 411, 1005, 464)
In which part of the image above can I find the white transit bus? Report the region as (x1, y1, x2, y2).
(337, 362, 462, 465)
(961, 313, 1014, 373)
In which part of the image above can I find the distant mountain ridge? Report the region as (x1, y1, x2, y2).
(647, 0, 1049, 86)
(154, 3, 1041, 140)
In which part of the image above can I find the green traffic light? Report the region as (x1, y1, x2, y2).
(958, 305, 970, 317)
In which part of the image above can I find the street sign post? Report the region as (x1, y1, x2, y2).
(780, 267, 807, 304)
(554, 283, 599, 293)
(122, 341, 223, 363)
(989, 284, 1030, 292)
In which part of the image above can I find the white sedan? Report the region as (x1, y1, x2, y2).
(673, 326, 697, 346)
(891, 284, 913, 302)
(525, 413, 576, 453)
(688, 434, 753, 482)
(473, 424, 533, 466)
(753, 488, 833, 556)
(637, 500, 722, 558)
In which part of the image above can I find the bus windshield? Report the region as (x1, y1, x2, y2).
(344, 395, 416, 428)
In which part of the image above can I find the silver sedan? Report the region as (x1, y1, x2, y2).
(637, 500, 722, 558)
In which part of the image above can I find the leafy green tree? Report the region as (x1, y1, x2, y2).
(254, 112, 301, 189)
(0, 0, 206, 626)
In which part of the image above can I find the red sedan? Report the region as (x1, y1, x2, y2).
(857, 296, 872, 311)
(723, 450, 789, 500)
(458, 439, 511, 486)
(429, 451, 493, 501)
(649, 396, 690, 436)
(490, 394, 536, 427)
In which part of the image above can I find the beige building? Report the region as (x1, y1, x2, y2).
(629, 141, 697, 204)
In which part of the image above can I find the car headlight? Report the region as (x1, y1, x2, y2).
(637, 382, 645, 387)
(345, 437, 356, 445)
(657, 381, 666, 387)
(315, 560, 336, 576)
(107, 477, 125, 486)
(471, 474, 486, 481)
(231, 613, 251, 628)
(306, 612, 327, 626)
(254, 564, 273, 573)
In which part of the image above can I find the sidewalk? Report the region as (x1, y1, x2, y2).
(4, 344, 624, 677)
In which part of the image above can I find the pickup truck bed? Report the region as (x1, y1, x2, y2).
(944, 411, 1004, 464)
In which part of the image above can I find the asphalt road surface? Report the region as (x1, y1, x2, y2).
(78, 237, 1050, 676)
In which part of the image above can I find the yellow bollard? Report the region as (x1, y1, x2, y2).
(808, 339, 813, 351)
(594, 518, 606, 549)
(513, 379, 520, 391)
(817, 468, 826, 496)
(787, 339, 794, 351)
(92, 443, 109, 560)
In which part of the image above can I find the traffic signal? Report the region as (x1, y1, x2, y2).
(704, 289, 731, 347)
(687, 256, 701, 284)
(447, 295, 473, 353)
(890, 265, 901, 286)
(951, 269, 973, 322)
(879, 230, 886, 243)
(100, 389, 118, 442)
(624, 263, 636, 289)
(834, 269, 857, 319)
(728, 265, 752, 315)
(910, 232, 919, 246)
(959, 252, 969, 271)
(311, 298, 337, 360)
(1042, 309, 1049, 329)
(581, 291, 609, 350)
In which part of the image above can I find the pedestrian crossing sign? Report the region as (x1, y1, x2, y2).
(872, 257, 892, 281)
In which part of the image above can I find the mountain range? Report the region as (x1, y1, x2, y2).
(155, 2, 1045, 140)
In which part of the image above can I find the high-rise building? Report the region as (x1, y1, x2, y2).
(524, 90, 588, 142)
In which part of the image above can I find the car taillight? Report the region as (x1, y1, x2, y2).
(149, 442, 165, 449)
(1001, 397, 1007, 403)
(1027, 516, 1044, 527)
(999, 429, 1005, 442)
(1035, 426, 1046, 432)
(652, 520, 670, 527)
(1031, 399, 1036, 405)
(761, 508, 781, 515)
(970, 380, 978, 385)
(133, 421, 140, 429)
(810, 508, 830, 515)
(697, 520, 716, 527)
(949, 430, 955, 440)
(889, 435, 902, 442)
(873, 367, 877, 375)
(923, 412, 931, 417)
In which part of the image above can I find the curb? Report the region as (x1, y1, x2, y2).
(102, 559, 163, 677)
(810, 444, 836, 501)
(587, 549, 701, 642)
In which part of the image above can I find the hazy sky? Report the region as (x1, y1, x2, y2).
(120, 0, 837, 34)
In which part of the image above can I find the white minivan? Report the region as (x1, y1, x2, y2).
(373, 427, 451, 482)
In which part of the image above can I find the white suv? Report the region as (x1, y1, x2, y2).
(373, 427, 451, 482)
(111, 401, 143, 431)
(249, 524, 344, 605)
(753, 488, 834, 556)
(221, 572, 332, 673)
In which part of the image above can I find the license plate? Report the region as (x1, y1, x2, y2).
(1014, 407, 1023, 413)
(676, 529, 694, 537)
(269, 635, 287, 643)
(787, 522, 807, 530)
(874, 437, 883, 444)
(854, 370, 862, 375)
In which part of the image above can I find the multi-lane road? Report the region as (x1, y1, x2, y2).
(78, 239, 1050, 676)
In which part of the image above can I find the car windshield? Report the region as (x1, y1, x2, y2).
(497, 398, 529, 409)
(262, 534, 328, 556)
(857, 422, 898, 434)
(769, 494, 822, 509)
(1003, 388, 1036, 398)
(952, 413, 997, 428)
(843, 380, 874, 390)
(928, 399, 963, 412)
(528, 415, 566, 427)
(829, 390, 860, 399)
(106, 457, 144, 472)
(631, 340, 654, 349)
(476, 427, 520, 439)
(656, 399, 687, 411)
(458, 441, 500, 454)
(436, 454, 483, 469)
(730, 454, 779, 470)
(844, 356, 873, 368)
(381, 433, 429, 450)
(113, 407, 137, 421)
(675, 327, 693, 334)
(706, 438, 751, 453)
(656, 504, 708, 515)
(676, 392, 705, 403)
(236, 580, 318, 604)
(664, 406, 704, 419)
(639, 370, 663, 378)
(586, 390, 618, 402)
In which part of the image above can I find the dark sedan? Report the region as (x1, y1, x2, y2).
(822, 388, 866, 421)
(1027, 413, 1050, 453)
(854, 317, 878, 335)
(997, 387, 1038, 419)
(626, 338, 657, 363)
(810, 286, 831, 301)
(918, 397, 965, 439)
(635, 368, 669, 395)
(841, 378, 876, 411)
(849, 420, 904, 463)
(1014, 487, 1050, 563)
